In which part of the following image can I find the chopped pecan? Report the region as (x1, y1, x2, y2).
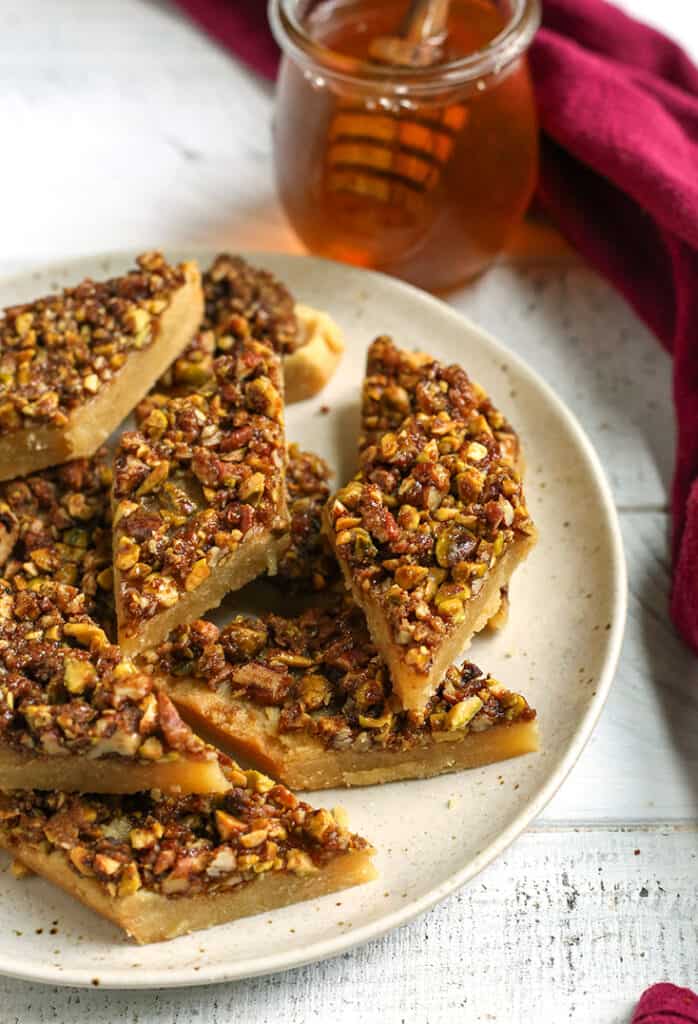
(0, 782, 369, 901)
(0, 577, 212, 763)
(147, 598, 535, 755)
(0, 253, 186, 434)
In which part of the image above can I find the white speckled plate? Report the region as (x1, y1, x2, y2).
(0, 251, 626, 989)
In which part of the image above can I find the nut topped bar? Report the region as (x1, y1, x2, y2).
(360, 336, 520, 467)
(201, 253, 300, 355)
(0, 253, 203, 481)
(0, 775, 376, 943)
(360, 337, 519, 633)
(271, 444, 339, 594)
(0, 577, 230, 795)
(325, 341, 537, 710)
(147, 600, 538, 791)
(156, 254, 344, 405)
(113, 330, 289, 656)
(0, 450, 114, 633)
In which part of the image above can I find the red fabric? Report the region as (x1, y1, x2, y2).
(632, 982, 698, 1023)
(530, 0, 698, 652)
(173, 0, 698, 651)
(175, 0, 279, 79)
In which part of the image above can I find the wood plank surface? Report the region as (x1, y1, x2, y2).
(1, 829, 695, 1023)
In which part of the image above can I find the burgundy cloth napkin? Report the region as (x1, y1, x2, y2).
(175, 0, 279, 78)
(530, 0, 698, 655)
(632, 983, 698, 1024)
(173, 2, 698, 654)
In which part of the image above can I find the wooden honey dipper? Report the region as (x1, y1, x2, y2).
(369, 0, 451, 67)
(325, 0, 468, 217)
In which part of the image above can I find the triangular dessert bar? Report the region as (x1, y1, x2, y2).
(324, 340, 536, 709)
(148, 600, 537, 790)
(0, 775, 375, 943)
(113, 330, 289, 655)
(0, 253, 202, 480)
(0, 578, 230, 794)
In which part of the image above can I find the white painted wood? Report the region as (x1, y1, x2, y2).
(0, 0, 695, 1013)
(1, 829, 695, 1023)
(542, 513, 698, 824)
(448, 264, 675, 509)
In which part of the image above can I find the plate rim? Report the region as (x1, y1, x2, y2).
(0, 249, 628, 989)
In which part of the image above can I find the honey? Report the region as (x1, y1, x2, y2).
(271, 0, 540, 292)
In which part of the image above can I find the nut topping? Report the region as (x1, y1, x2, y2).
(0, 451, 113, 631)
(0, 253, 188, 435)
(0, 577, 215, 764)
(113, 332, 288, 639)
(0, 779, 371, 900)
(360, 336, 520, 466)
(147, 600, 535, 755)
(271, 444, 339, 593)
(325, 337, 535, 678)
(200, 254, 299, 355)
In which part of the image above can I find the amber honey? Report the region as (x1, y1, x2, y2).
(271, 0, 540, 292)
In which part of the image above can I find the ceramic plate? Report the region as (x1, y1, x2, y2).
(0, 251, 626, 988)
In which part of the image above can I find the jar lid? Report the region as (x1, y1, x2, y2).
(269, 0, 541, 96)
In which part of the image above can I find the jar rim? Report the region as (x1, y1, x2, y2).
(269, 0, 541, 93)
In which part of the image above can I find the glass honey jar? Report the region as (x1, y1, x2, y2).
(270, 0, 541, 292)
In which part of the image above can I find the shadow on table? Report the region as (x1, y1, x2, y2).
(155, 195, 304, 262)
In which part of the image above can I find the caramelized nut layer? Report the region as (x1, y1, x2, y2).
(0, 452, 113, 631)
(326, 340, 535, 676)
(0, 578, 213, 763)
(273, 444, 339, 593)
(201, 253, 299, 355)
(361, 335, 519, 464)
(113, 330, 288, 637)
(0, 779, 370, 899)
(149, 601, 535, 753)
(0, 253, 187, 435)
(155, 254, 299, 403)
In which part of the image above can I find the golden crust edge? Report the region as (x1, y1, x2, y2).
(0, 839, 377, 944)
(284, 304, 344, 404)
(0, 743, 230, 796)
(162, 677, 538, 791)
(116, 529, 290, 657)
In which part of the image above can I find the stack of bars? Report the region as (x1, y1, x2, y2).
(0, 251, 537, 943)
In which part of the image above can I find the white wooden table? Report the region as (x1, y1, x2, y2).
(1, 2, 697, 1020)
